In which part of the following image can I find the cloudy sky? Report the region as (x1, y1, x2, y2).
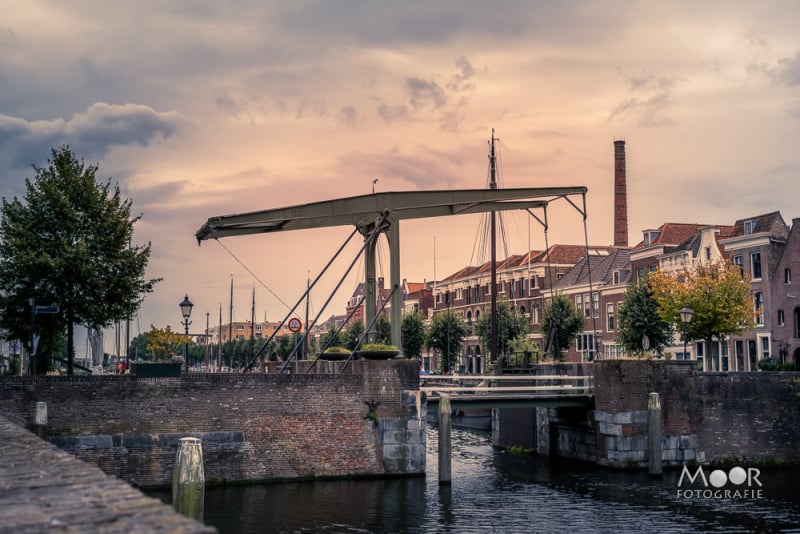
(2, 1, 799, 352)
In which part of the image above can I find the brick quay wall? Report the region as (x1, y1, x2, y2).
(496, 360, 800, 468)
(0, 359, 425, 489)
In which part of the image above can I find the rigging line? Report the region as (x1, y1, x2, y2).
(278, 213, 390, 373)
(579, 192, 600, 360)
(214, 238, 292, 311)
(241, 225, 361, 372)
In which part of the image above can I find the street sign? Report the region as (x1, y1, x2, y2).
(35, 305, 59, 314)
(287, 317, 302, 333)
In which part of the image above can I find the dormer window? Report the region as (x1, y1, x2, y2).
(744, 220, 757, 235)
(642, 230, 660, 247)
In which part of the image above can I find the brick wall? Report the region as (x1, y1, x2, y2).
(593, 360, 800, 466)
(0, 360, 424, 488)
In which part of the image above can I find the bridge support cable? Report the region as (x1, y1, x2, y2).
(566, 192, 600, 360)
(304, 294, 367, 374)
(339, 284, 399, 376)
(277, 211, 391, 373)
(240, 225, 360, 372)
(240, 226, 359, 372)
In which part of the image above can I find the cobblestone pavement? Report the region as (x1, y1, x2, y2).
(0, 416, 216, 533)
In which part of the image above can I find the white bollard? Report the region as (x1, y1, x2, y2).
(172, 437, 205, 520)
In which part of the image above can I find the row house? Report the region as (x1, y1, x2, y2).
(432, 244, 613, 373)
(551, 248, 632, 362)
(206, 320, 299, 344)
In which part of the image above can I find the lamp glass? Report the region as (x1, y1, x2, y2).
(679, 305, 694, 325)
(180, 295, 194, 320)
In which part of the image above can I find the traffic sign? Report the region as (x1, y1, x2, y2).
(287, 317, 302, 333)
(35, 305, 59, 314)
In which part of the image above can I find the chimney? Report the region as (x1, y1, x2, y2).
(613, 140, 629, 247)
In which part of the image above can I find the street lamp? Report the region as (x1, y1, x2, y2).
(679, 305, 694, 360)
(180, 295, 194, 373)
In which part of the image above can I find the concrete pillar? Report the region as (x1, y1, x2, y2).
(438, 395, 451, 485)
(34, 402, 47, 438)
(648, 392, 662, 476)
(172, 437, 205, 520)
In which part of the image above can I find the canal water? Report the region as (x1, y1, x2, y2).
(151, 425, 800, 533)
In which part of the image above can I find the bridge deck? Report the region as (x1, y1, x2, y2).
(420, 374, 594, 409)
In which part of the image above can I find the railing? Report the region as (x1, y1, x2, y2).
(421, 373, 594, 399)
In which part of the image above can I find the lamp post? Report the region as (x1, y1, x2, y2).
(180, 295, 194, 373)
(679, 305, 694, 360)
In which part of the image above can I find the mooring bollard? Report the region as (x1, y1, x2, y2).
(172, 437, 205, 520)
(34, 402, 47, 438)
(648, 392, 662, 477)
(438, 395, 452, 485)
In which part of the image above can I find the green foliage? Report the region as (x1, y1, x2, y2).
(541, 293, 585, 360)
(426, 310, 468, 373)
(361, 343, 397, 351)
(648, 260, 754, 365)
(145, 325, 190, 362)
(757, 357, 795, 372)
(475, 296, 530, 359)
(617, 284, 674, 357)
(319, 327, 341, 352)
(323, 346, 350, 353)
(400, 310, 426, 359)
(375, 312, 391, 344)
(0, 146, 159, 374)
(342, 318, 365, 351)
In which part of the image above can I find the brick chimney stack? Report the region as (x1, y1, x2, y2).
(613, 140, 629, 248)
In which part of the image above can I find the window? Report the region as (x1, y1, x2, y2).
(606, 303, 615, 331)
(637, 267, 645, 281)
(256, 324, 262, 332)
(649, 264, 657, 273)
(733, 255, 744, 277)
(751, 252, 762, 279)
(759, 335, 770, 359)
(583, 294, 592, 317)
(744, 220, 757, 235)
(530, 277, 538, 289)
(576, 333, 597, 361)
(235, 324, 245, 330)
(613, 271, 620, 285)
(705, 246, 711, 261)
(785, 268, 792, 285)
(592, 293, 600, 318)
(754, 291, 764, 325)
(519, 279, 526, 298)
(778, 310, 785, 327)
(575, 294, 582, 312)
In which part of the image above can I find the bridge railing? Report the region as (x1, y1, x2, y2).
(420, 373, 594, 397)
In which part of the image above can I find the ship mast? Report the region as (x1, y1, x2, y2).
(489, 129, 498, 367)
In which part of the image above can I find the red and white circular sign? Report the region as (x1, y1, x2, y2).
(287, 317, 302, 333)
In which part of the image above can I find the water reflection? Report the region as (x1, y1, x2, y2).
(150, 424, 800, 533)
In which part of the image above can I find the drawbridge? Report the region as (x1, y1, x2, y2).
(196, 187, 587, 369)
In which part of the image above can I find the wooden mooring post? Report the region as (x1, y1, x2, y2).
(438, 395, 451, 485)
(34, 402, 47, 438)
(648, 392, 662, 476)
(172, 437, 205, 520)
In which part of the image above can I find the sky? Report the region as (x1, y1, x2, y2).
(2, 1, 799, 354)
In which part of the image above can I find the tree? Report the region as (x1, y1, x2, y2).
(145, 325, 188, 362)
(426, 310, 468, 373)
(617, 283, 674, 357)
(400, 310, 426, 359)
(647, 260, 754, 371)
(475, 297, 530, 359)
(541, 293, 585, 360)
(375, 312, 391, 344)
(0, 146, 159, 374)
(342, 318, 365, 350)
(319, 326, 342, 351)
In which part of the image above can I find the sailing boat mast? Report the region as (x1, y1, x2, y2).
(489, 129, 499, 365)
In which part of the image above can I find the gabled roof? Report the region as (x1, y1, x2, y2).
(728, 211, 788, 238)
(405, 282, 428, 295)
(554, 248, 631, 289)
(633, 223, 711, 249)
